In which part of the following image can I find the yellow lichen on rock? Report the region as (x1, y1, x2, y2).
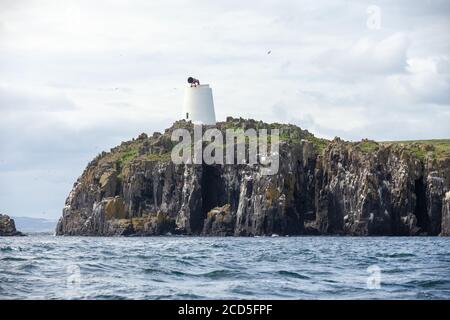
(104, 197, 126, 220)
(266, 183, 280, 206)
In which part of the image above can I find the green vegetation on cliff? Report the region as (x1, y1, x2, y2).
(381, 139, 450, 161)
(93, 117, 449, 182)
(354, 139, 380, 153)
(343, 138, 450, 161)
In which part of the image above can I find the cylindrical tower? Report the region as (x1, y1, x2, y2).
(182, 84, 216, 125)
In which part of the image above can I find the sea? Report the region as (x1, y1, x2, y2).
(1, 234, 449, 300)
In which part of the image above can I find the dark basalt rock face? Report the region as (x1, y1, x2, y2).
(56, 118, 450, 236)
(314, 141, 450, 236)
(0, 214, 24, 236)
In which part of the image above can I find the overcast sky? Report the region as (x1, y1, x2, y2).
(1, 0, 449, 219)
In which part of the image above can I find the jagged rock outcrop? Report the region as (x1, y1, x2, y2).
(0, 214, 24, 236)
(202, 204, 235, 236)
(56, 118, 450, 236)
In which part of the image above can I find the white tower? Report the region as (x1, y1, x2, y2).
(182, 84, 216, 125)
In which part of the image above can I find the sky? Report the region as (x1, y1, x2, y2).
(0, 0, 450, 219)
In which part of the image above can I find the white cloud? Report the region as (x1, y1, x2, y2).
(387, 56, 450, 105)
(317, 33, 410, 77)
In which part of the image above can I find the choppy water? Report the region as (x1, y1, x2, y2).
(1, 235, 450, 299)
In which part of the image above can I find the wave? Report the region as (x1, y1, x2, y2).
(17, 262, 38, 272)
(1, 256, 28, 262)
(2, 235, 450, 299)
(406, 279, 450, 289)
(277, 270, 311, 279)
(143, 268, 189, 277)
(376, 252, 416, 258)
(200, 269, 239, 279)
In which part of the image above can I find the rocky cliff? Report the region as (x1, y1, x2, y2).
(56, 117, 450, 236)
(0, 214, 23, 236)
